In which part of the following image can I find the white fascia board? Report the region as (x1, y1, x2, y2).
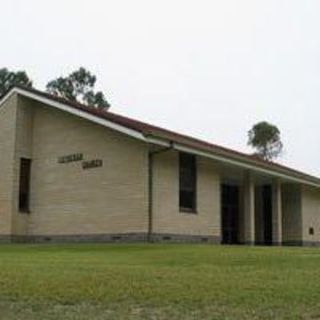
(7, 88, 146, 142)
(2, 88, 318, 188)
(146, 136, 172, 147)
(145, 136, 319, 188)
(0, 88, 16, 106)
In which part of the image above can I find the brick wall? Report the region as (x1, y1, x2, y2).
(0, 94, 17, 236)
(152, 150, 221, 239)
(301, 185, 320, 244)
(14, 98, 149, 237)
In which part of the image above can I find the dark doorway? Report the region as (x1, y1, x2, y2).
(221, 184, 240, 244)
(262, 185, 272, 245)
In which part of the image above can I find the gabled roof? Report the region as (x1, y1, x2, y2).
(1, 85, 320, 187)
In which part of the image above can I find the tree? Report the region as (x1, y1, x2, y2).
(46, 67, 110, 110)
(248, 121, 283, 161)
(0, 68, 32, 97)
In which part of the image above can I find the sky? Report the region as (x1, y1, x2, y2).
(1, 0, 320, 176)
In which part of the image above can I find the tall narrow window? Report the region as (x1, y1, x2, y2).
(19, 158, 31, 213)
(179, 152, 197, 212)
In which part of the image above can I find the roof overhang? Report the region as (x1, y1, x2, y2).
(1, 86, 319, 188)
(146, 136, 320, 188)
(0, 87, 147, 142)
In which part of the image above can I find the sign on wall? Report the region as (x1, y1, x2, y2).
(58, 153, 103, 170)
(58, 153, 83, 164)
(82, 159, 103, 170)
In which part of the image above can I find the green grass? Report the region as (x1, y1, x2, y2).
(1, 244, 320, 319)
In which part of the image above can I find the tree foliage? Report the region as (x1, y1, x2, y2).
(0, 68, 32, 97)
(46, 67, 110, 110)
(248, 121, 283, 161)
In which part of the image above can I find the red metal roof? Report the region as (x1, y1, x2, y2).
(10, 85, 320, 186)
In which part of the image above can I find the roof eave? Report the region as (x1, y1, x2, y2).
(145, 134, 320, 188)
(2, 86, 319, 188)
(5, 87, 147, 142)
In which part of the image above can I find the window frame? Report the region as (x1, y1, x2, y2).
(179, 152, 197, 213)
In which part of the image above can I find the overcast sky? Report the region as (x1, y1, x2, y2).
(1, 0, 320, 176)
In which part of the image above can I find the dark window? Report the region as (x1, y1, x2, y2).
(19, 158, 31, 213)
(309, 227, 314, 235)
(179, 152, 197, 212)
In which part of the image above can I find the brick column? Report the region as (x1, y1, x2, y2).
(272, 179, 282, 245)
(244, 171, 255, 245)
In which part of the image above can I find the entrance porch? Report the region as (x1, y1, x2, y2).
(221, 168, 301, 246)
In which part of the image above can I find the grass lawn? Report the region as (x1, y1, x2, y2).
(0, 244, 320, 319)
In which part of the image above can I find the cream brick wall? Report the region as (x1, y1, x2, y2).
(282, 184, 302, 243)
(11, 97, 34, 235)
(301, 185, 320, 243)
(0, 94, 18, 236)
(2, 95, 222, 240)
(152, 150, 221, 237)
(4, 93, 318, 244)
(15, 98, 149, 236)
